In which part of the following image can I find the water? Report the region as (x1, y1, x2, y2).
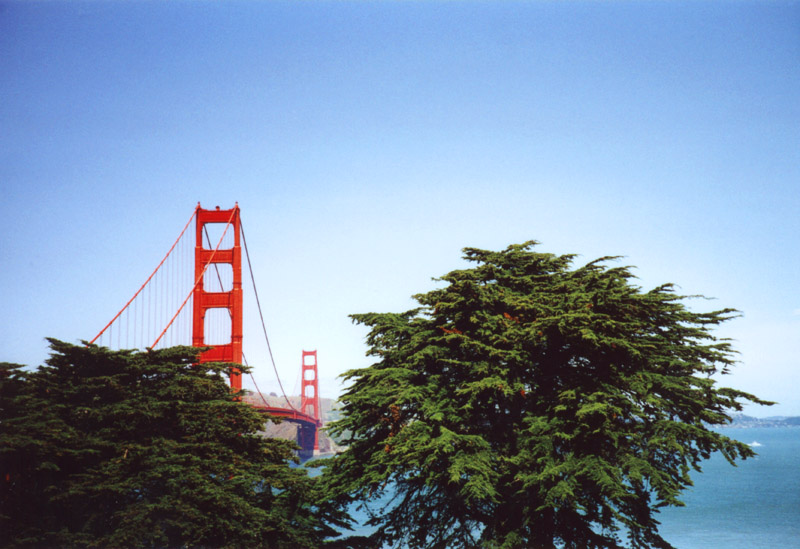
(657, 427, 800, 548)
(309, 427, 800, 548)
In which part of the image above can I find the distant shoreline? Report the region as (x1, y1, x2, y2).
(720, 414, 800, 428)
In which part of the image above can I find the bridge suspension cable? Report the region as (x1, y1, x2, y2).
(241, 220, 297, 412)
(89, 208, 197, 348)
(151, 208, 236, 349)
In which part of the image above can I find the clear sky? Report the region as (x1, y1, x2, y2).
(2, 1, 798, 415)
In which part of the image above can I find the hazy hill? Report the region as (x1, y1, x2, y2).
(727, 414, 800, 428)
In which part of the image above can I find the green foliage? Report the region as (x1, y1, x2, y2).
(0, 341, 333, 548)
(320, 242, 771, 548)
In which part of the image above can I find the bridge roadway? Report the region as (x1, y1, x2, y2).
(252, 405, 322, 428)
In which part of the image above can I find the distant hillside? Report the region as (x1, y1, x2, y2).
(726, 414, 800, 428)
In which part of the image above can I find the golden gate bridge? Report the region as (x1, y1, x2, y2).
(88, 203, 323, 454)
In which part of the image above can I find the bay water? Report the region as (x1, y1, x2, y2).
(312, 427, 800, 547)
(657, 427, 800, 548)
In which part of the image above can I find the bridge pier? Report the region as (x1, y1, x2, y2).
(297, 422, 319, 458)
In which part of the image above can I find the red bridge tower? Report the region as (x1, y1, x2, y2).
(192, 204, 243, 390)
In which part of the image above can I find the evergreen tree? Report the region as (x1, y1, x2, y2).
(1, 341, 334, 548)
(321, 242, 771, 549)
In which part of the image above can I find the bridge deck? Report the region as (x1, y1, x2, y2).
(253, 405, 322, 427)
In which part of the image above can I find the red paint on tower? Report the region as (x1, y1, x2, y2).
(192, 204, 243, 390)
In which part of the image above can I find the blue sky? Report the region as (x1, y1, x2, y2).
(2, 1, 798, 415)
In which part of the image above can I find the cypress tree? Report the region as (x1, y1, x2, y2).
(321, 242, 771, 549)
(1, 341, 333, 548)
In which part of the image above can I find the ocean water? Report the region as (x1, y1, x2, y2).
(657, 427, 800, 548)
(315, 427, 800, 548)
